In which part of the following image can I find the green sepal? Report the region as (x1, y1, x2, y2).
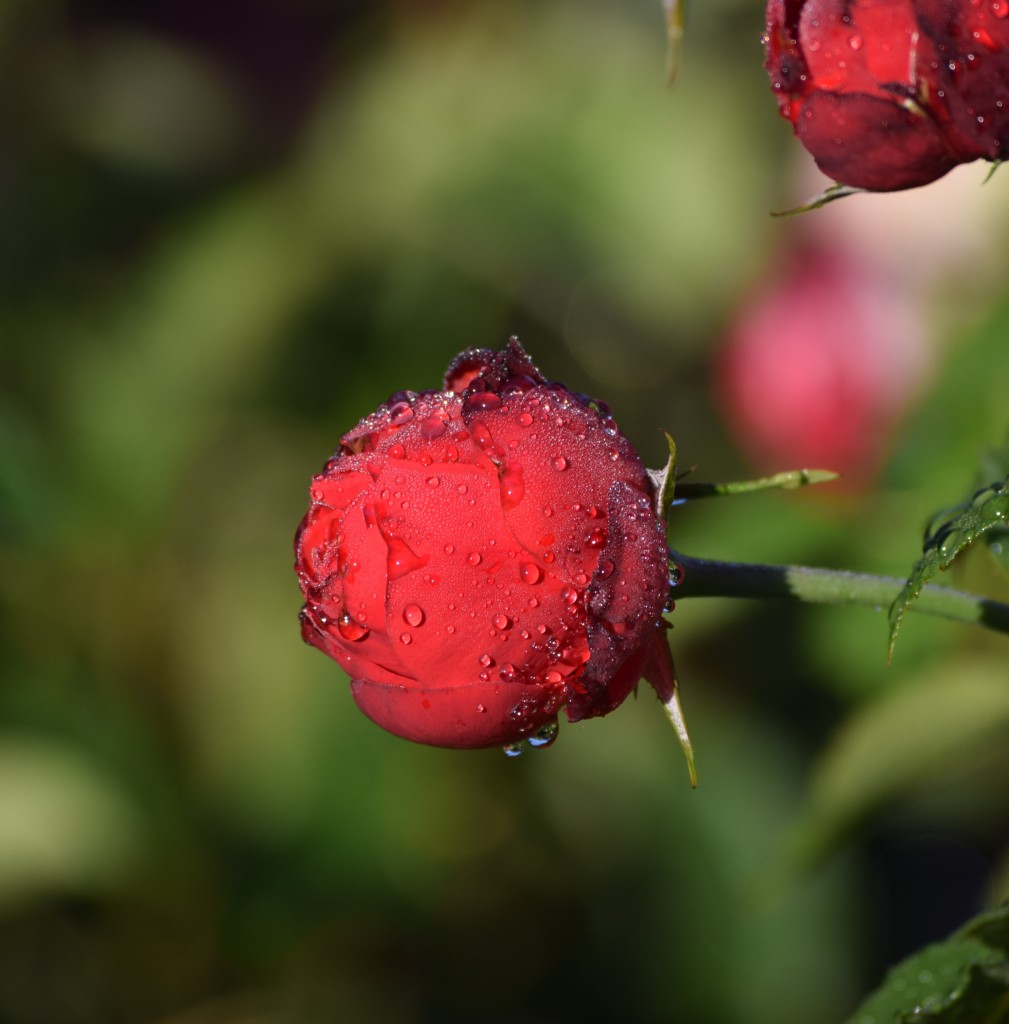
(771, 183, 865, 217)
(663, 0, 686, 84)
(675, 467, 839, 500)
(647, 432, 678, 521)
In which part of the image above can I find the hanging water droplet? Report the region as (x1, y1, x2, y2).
(668, 560, 686, 587)
(502, 742, 524, 758)
(337, 611, 370, 642)
(527, 720, 559, 749)
(403, 604, 425, 627)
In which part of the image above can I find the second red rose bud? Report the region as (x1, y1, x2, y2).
(765, 0, 1009, 191)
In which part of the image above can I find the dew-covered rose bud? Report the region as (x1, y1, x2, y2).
(765, 0, 1009, 191)
(294, 338, 676, 751)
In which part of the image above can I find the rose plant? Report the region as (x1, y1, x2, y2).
(294, 338, 681, 752)
(765, 0, 1009, 190)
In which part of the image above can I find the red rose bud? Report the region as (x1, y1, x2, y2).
(295, 338, 677, 752)
(765, 0, 1009, 190)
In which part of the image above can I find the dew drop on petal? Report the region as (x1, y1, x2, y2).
(518, 411, 534, 427)
(467, 551, 482, 566)
(520, 562, 543, 585)
(399, 632, 412, 645)
(560, 586, 579, 605)
(403, 604, 425, 627)
(426, 476, 440, 488)
(464, 392, 503, 413)
(388, 443, 406, 459)
(476, 703, 487, 713)
(545, 669, 563, 684)
(527, 720, 559, 749)
(847, 33, 862, 49)
(479, 653, 494, 668)
(553, 456, 569, 471)
(587, 528, 608, 548)
(445, 544, 455, 555)
(389, 402, 415, 426)
(493, 613, 511, 630)
(420, 415, 446, 440)
(337, 612, 370, 642)
(500, 463, 525, 510)
(499, 662, 516, 681)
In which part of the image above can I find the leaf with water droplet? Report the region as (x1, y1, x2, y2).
(843, 903, 1009, 1024)
(888, 471, 1009, 659)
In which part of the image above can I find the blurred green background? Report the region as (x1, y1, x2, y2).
(3, 1, 1009, 1021)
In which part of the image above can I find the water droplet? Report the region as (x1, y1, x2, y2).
(467, 551, 482, 566)
(544, 669, 562, 684)
(493, 613, 511, 630)
(553, 456, 569, 471)
(399, 632, 412, 645)
(403, 603, 425, 627)
(668, 560, 686, 587)
(848, 33, 862, 49)
(542, 551, 555, 564)
(518, 411, 534, 427)
(445, 624, 456, 634)
(499, 662, 516, 681)
(995, 0, 1009, 16)
(502, 742, 524, 758)
(445, 445, 460, 462)
(560, 586, 579, 606)
(389, 401, 414, 425)
(444, 543, 455, 555)
(587, 527, 608, 548)
(476, 703, 487, 713)
(479, 653, 494, 668)
(527, 720, 559, 749)
(384, 531, 429, 580)
(464, 391, 503, 413)
(337, 612, 370, 641)
(500, 462, 525, 510)
(426, 476, 440, 488)
(388, 443, 406, 459)
(520, 562, 543, 585)
(420, 415, 446, 440)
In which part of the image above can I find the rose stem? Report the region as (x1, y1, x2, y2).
(668, 552, 1009, 639)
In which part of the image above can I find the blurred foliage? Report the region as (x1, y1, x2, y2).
(2, 1, 1009, 1022)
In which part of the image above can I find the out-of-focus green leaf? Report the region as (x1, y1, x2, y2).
(888, 476, 1009, 658)
(845, 903, 1009, 1024)
(0, 736, 145, 908)
(796, 659, 1009, 864)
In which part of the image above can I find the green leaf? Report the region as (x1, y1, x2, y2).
(795, 659, 1009, 866)
(845, 903, 1009, 1024)
(888, 474, 1009, 658)
(674, 467, 839, 500)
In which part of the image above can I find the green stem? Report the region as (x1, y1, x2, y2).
(670, 552, 1009, 636)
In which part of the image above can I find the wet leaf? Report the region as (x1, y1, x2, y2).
(845, 903, 1009, 1024)
(888, 474, 1009, 658)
